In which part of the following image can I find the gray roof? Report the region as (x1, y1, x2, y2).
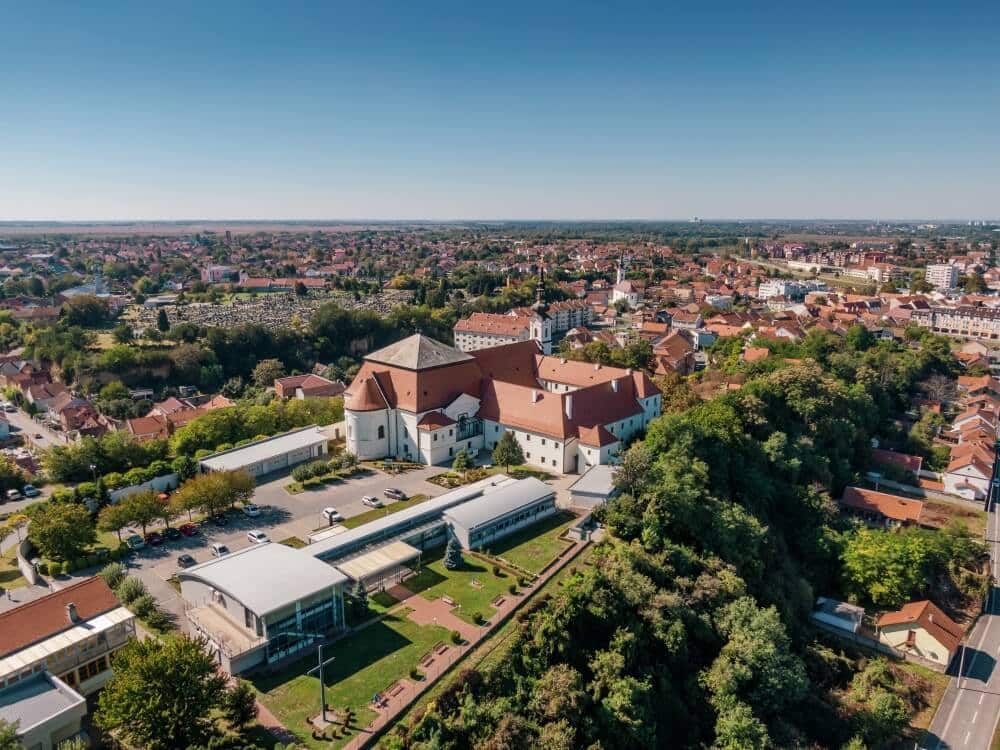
(365, 334, 472, 370)
(306, 474, 516, 561)
(199, 425, 327, 472)
(568, 464, 617, 498)
(178, 542, 348, 616)
(0, 672, 85, 733)
(443, 477, 555, 531)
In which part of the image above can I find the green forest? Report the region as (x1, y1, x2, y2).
(385, 332, 982, 749)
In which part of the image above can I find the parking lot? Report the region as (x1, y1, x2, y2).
(126, 464, 448, 627)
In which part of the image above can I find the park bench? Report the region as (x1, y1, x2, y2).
(442, 595, 456, 606)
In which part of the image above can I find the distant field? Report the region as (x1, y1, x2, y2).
(0, 221, 464, 236)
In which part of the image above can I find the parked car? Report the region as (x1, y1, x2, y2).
(6, 489, 21, 501)
(126, 534, 145, 550)
(361, 495, 383, 508)
(247, 530, 269, 544)
(383, 488, 407, 501)
(164, 527, 182, 541)
(242, 503, 261, 517)
(144, 531, 164, 546)
(21, 485, 40, 497)
(322, 507, 343, 523)
(210, 514, 229, 527)
(177, 554, 197, 568)
(3, 403, 14, 413)
(33, 433, 43, 440)
(179, 523, 199, 537)
(210, 543, 230, 557)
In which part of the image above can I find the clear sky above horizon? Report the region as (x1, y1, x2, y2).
(1, 1, 997, 222)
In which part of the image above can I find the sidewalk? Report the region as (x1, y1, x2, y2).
(338, 536, 590, 750)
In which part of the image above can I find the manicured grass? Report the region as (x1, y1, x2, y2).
(341, 495, 430, 529)
(387, 543, 596, 734)
(279, 536, 307, 549)
(485, 510, 578, 575)
(0, 545, 27, 590)
(253, 611, 449, 749)
(404, 548, 512, 624)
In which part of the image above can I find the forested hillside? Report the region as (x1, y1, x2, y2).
(386, 331, 973, 749)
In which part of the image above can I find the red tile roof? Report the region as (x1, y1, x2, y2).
(877, 600, 962, 655)
(0, 577, 120, 658)
(840, 486, 924, 524)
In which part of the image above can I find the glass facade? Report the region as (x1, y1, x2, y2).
(263, 590, 343, 663)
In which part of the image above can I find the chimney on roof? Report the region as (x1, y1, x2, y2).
(626, 368, 633, 375)
(611, 378, 619, 393)
(565, 394, 573, 420)
(594, 363, 601, 370)
(66, 603, 79, 624)
(531, 390, 541, 403)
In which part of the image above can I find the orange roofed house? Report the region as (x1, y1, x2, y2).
(343, 334, 661, 473)
(877, 600, 963, 668)
(838, 486, 924, 528)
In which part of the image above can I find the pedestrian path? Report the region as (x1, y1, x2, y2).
(337, 537, 590, 750)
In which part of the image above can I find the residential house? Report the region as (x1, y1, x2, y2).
(839, 486, 924, 527)
(877, 600, 962, 668)
(274, 374, 346, 400)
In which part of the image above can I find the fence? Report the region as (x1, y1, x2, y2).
(109, 472, 179, 503)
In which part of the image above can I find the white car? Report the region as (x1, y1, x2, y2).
(322, 507, 343, 523)
(210, 543, 230, 557)
(6, 489, 21, 501)
(247, 530, 269, 544)
(242, 503, 261, 517)
(361, 495, 382, 508)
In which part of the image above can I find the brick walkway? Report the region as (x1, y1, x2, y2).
(387, 584, 480, 642)
(338, 538, 590, 750)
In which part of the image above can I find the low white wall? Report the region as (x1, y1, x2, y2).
(110, 472, 179, 503)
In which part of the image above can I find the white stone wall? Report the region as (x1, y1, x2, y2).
(346, 409, 390, 460)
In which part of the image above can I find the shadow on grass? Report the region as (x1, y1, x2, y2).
(251, 614, 416, 694)
(487, 510, 576, 558)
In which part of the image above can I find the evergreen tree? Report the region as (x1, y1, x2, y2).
(492, 430, 524, 472)
(443, 537, 463, 570)
(351, 579, 368, 620)
(156, 307, 170, 332)
(452, 448, 471, 473)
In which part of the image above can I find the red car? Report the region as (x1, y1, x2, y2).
(178, 523, 199, 537)
(144, 531, 164, 546)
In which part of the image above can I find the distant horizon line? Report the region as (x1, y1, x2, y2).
(0, 217, 997, 226)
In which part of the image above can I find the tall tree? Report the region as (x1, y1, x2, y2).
(492, 430, 524, 471)
(95, 635, 228, 750)
(28, 503, 95, 561)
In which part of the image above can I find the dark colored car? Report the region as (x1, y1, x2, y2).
(164, 527, 182, 541)
(144, 531, 164, 546)
(179, 523, 199, 537)
(383, 488, 407, 501)
(177, 553, 197, 568)
(210, 514, 229, 527)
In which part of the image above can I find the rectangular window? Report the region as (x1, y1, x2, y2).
(526, 452, 531, 459)
(541, 438, 546, 446)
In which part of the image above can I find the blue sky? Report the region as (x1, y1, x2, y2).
(1, 1, 997, 221)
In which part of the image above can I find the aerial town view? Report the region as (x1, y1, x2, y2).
(1, 3, 998, 750)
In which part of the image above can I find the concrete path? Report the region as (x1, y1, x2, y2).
(337, 537, 590, 750)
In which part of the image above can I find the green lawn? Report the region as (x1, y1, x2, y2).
(279, 536, 307, 549)
(485, 511, 578, 574)
(404, 548, 512, 624)
(253, 611, 449, 749)
(0, 545, 27, 591)
(341, 495, 430, 529)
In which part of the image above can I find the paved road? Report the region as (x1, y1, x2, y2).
(922, 501, 1000, 750)
(128, 465, 449, 628)
(4, 407, 69, 451)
